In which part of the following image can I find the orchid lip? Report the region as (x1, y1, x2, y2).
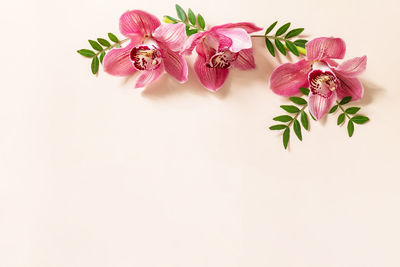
(308, 68, 338, 98)
(206, 50, 237, 69)
(130, 44, 163, 71)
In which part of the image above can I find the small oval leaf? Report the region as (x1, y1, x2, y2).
(283, 127, 290, 149)
(347, 120, 354, 137)
(329, 105, 338, 113)
(352, 115, 369, 124)
(300, 111, 309, 130)
(285, 28, 304, 39)
(340, 96, 352, 105)
(197, 14, 205, 29)
(280, 105, 300, 113)
(274, 39, 286, 55)
(91, 56, 99, 75)
(275, 22, 291, 36)
(108, 32, 119, 43)
(97, 38, 111, 47)
(273, 115, 292, 122)
(89, 40, 103, 51)
(289, 97, 307, 105)
(337, 113, 346, 125)
(77, 49, 95, 57)
(345, 107, 361, 114)
(265, 21, 278, 35)
(175, 4, 187, 21)
(269, 124, 287, 130)
(293, 119, 302, 141)
(265, 38, 275, 57)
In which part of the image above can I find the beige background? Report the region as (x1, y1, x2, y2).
(1, 0, 399, 266)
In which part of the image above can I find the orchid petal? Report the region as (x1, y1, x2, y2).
(135, 65, 164, 88)
(183, 32, 206, 55)
(153, 23, 186, 52)
(119, 10, 160, 38)
(232, 48, 256, 70)
(334, 56, 367, 77)
(269, 60, 312, 96)
(335, 73, 364, 101)
(306, 37, 346, 61)
(194, 55, 229, 91)
(309, 91, 337, 120)
(214, 28, 252, 53)
(210, 22, 263, 33)
(103, 41, 138, 76)
(162, 48, 188, 83)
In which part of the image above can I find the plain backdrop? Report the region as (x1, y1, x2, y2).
(1, 0, 399, 266)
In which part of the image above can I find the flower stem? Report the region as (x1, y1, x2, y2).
(287, 104, 308, 127)
(94, 38, 130, 57)
(251, 35, 306, 55)
(336, 101, 352, 120)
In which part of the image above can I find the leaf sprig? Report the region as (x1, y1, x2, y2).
(269, 87, 310, 149)
(164, 4, 206, 36)
(329, 96, 370, 137)
(255, 21, 307, 57)
(77, 33, 128, 75)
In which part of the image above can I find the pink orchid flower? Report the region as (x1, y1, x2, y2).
(270, 37, 367, 119)
(184, 23, 262, 91)
(103, 10, 188, 88)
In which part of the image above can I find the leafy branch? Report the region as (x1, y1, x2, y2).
(329, 96, 370, 137)
(252, 21, 307, 57)
(269, 87, 310, 149)
(164, 4, 206, 36)
(77, 33, 128, 75)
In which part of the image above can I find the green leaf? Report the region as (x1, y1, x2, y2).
(163, 15, 179, 24)
(197, 14, 205, 29)
(280, 105, 300, 113)
(352, 115, 369, 124)
(286, 41, 299, 56)
(99, 51, 106, 64)
(289, 97, 307, 105)
(300, 111, 309, 130)
(273, 115, 292, 122)
(337, 113, 345, 125)
(97, 38, 111, 47)
(270, 124, 288, 130)
(346, 107, 361, 114)
(299, 87, 310, 95)
(283, 127, 290, 149)
(340, 96, 352, 105)
(293, 39, 308, 48)
(347, 120, 354, 137)
(309, 112, 316, 121)
(91, 56, 99, 75)
(275, 22, 291, 36)
(293, 119, 302, 141)
(275, 39, 286, 55)
(265, 38, 275, 57)
(175, 4, 187, 21)
(77, 49, 95, 57)
(329, 105, 338, 113)
(186, 27, 198, 36)
(88, 40, 103, 51)
(265, 21, 278, 35)
(188, 8, 196, 25)
(285, 28, 304, 39)
(108, 32, 119, 43)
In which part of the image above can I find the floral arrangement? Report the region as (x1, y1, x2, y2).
(77, 4, 369, 150)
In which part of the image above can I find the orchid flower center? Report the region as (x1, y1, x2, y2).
(130, 44, 162, 71)
(308, 63, 338, 98)
(207, 50, 237, 69)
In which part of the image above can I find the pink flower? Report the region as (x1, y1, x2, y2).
(184, 23, 262, 91)
(103, 10, 188, 88)
(269, 37, 367, 119)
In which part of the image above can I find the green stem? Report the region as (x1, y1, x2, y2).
(287, 104, 308, 127)
(336, 101, 352, 120)
(94, 38, 130, 57)
(251, 35, 306, 55)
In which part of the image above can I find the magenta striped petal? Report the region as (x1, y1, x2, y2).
(183, 32, 206, 55)
(210, 22, 263, 33)
(335, 72, 364, 101)
(309, 91, 337, 120)
(214, 28, 252, 53)
(119, 10, 160, 38)
(269, 60, 311, 96)
(334, 56, 367, 77)
(194, 55, 229, 91)
(103, 41, 138, 76)
(232, 48, 255, 70)
(135, 65, 164, 88)
(162, 48, 188, 83)
(306, 37, 346, 61)
(153, 23, 186, 52)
